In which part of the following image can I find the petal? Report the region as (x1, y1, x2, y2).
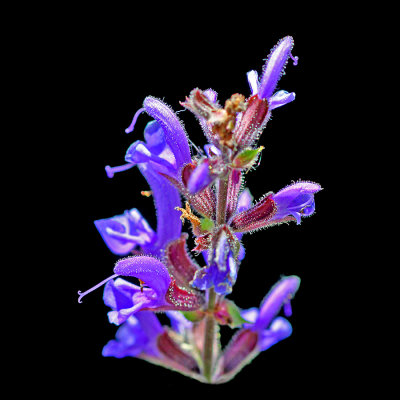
(247, 70, 259, 95)
(241, 307, 260, 326)
(114, 256, 171, 300)
(220, 329, 259, 375)
(103, 278, 138, 310)
(258, 317, 292, 351)
(125, 141, 177, 177)
(254, 276, 300, 332)
(235, 188, 254, 215)
(258, 36, 295, 99)
(269, 90, 296, 110)
(187, 158, 217, 194)
(143, 96, 191, 168)
(137, 163, 182, 253)
(94, 209, 157, 255)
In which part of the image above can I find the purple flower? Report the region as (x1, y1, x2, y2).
(192, 188, 253, 294)
(271, 181, 322, 225)
(96, 97, 194, 256)
(191, 251, 237, 295)
(94, 208, 156, 256)
(102, 312, 163, 358)
(217, 276, 300, 381)
(252, 36, 298, 105)
(104, 255, 204, 325)
(241, 275, 300, 341)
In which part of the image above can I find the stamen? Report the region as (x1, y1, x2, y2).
(175, 202, 201, 230)
(78, 274, 119, 303)
(139, 278, 146, 292)
(187, 137, 204, 156)
(289, 52, 299, 66)
(141, 190, 152, 197)
(125, 108, 145, 134)
(105, 163, 135, 178)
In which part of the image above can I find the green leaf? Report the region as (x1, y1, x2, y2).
(232, 146, 264, 169)
(225, 300, 251, 328)
(182, 310, 205, 322)
(200, 217, 214, 232)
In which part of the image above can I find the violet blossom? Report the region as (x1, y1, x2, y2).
(78, 35, 322, 384)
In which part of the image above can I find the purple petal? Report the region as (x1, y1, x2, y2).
(269, 90, 296, 110)
(94, 208, 156, 255)
(114, 256, 171, 300)
(247, 70, 259, 95)
(143, 96, 191, 168)
(258, 316, 292, 351)
(137, 163, 182, 253)
(253, 276, 300, 332)
(103, 278, 138, 310)
(271, 181, 322, 225)
(187, 158, 217, 194)
(236, 188, 253, 215)
(125, 141, 178, 177)
(102, 313, 163, 358)
(258, 36, 296, 99)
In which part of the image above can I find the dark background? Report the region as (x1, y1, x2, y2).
(40, 6, 355, 398)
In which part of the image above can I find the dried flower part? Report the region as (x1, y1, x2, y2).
(220, 329, 258, 374)
(192, 232, 212, 253)
(157, 331, 200, 373)
(233, 94, 269, 149)
(214, 93, 247, 147)
(181, 88, 246, 148)
(164, 233, 200, 288)
(175, 202, 203, 236)
(230, 195, 277, 233)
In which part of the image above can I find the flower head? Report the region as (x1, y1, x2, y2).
(271, 181, 322, 225)
(104, 255, 204, 325)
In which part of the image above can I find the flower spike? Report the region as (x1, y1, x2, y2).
(79, 35, 321, 384)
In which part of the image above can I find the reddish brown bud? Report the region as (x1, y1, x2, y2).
(230, 195, 277, 233)
(157, 331, 200, 373)
(221, 329, 259, 374)
(233, 94, 269, 149)
(165, 233, 200, 288)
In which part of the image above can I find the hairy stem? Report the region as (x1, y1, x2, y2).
(203, 287, 216, 381)
(203, 175, 229, 382)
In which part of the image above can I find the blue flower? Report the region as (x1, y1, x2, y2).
(102, 311, 163, 358)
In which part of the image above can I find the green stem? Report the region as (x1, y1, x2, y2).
(203, 287, 216, 381)
(202, 175, 229, 382)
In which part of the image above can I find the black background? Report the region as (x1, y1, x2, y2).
(39, 6, 356, 398)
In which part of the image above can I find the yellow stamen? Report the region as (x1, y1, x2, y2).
(141, 190, 152, 197)
(175, 202, 201, 230)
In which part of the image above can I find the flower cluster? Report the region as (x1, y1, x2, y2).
(78, 36, 321, 383)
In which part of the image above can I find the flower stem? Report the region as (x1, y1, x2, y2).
(203, 287, 216, 381)
(203, 175, 229, 382)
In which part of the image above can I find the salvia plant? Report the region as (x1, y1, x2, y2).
(78, 36, 322, 384)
